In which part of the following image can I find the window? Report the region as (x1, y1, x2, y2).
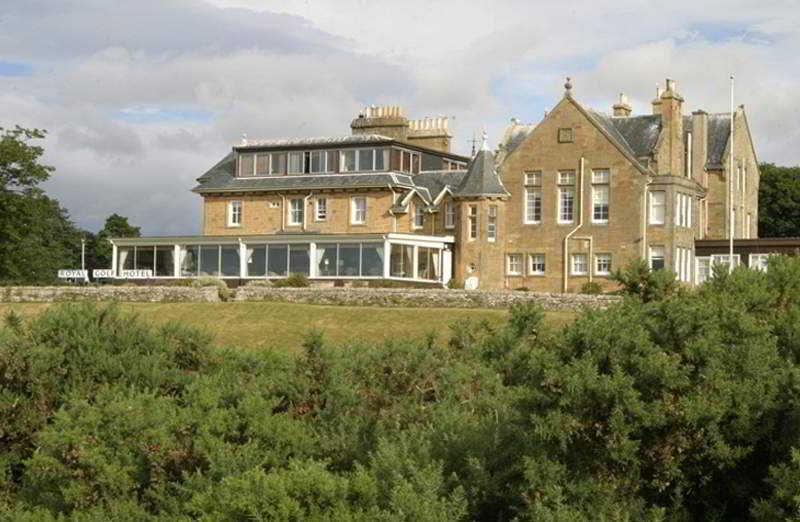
(746, 213, 751, 239)
(749, 253, 772, 272)
(592, 169, 609, 223)
(649, 246, 665, 271)
(649, 191, 665, 225)
(310, 151, 327, 173)
(507, 254, 523, 275)
(487, 205, 497, 242)
(444, 201, 455, 229)
(558, 128, 574, 143)
(571, 254, 588, 275)
(288, 152, 303, 174)
(558, 170, 576, 224)
(340, 150, 356, 172)
(595, 253, 611, 275)
(352, 197, 367, 224)
(468, 205, 478, 240)
(271, 153, 287, 175)
(711, 254, 740, 271)
(413, 203, 424, 229)
(529, 254, 545, 275)
(255, 153, 270, 175)
(228, 200, 242, 227)
(674, 193, 692, 228)
(675, 246, 692, 282)
(524, 171, 542, 224)
(239, 153, 254, 177)
(401, 150, 420, 173)
(289, 198, 304, 226)
(696, 256, 711, 284)
(315, 197, 327, 221)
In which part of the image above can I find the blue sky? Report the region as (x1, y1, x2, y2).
(1, 0, 798, 236)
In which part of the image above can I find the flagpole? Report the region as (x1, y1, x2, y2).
(729, 75, 735, 273)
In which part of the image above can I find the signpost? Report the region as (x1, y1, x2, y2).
(120, 269, 153, 279)
(58, 269, 89, 282)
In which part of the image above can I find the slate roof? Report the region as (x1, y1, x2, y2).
(587, 110, 662, 164)
(413, 170, 467, 201)
(706, 114, 732, 168)
(454, 148, 510, 197)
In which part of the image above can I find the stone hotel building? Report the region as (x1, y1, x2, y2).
(113, 78, 765, 291)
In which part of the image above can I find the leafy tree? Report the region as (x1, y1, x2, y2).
(758, 162, 800, 237)
(610, 257, 679, 302)
(0, 126, 84, 283)
(91, 214, 141, 270)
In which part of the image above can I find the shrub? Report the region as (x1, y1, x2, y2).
(272, 273, 309, 288)
(191, 276, 233, 300)
(610, 257, 678, 302)
(580, 281, 602, 295)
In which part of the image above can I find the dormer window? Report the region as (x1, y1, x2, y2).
(340, 148, 389, 172)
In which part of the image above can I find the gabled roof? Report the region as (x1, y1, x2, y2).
(454, 146, 510, 197)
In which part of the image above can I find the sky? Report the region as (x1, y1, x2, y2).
(2, 0, 799, 235)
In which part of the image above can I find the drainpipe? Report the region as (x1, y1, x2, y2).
(303, 192, 312, 231)
(280, 193, 286, 231)
(641, 177, 652, 258)
(563, 157, 585, 293)
(389, 185, 398, 232)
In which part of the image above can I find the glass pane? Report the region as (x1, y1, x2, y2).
(361, 243, 384, 276)
(418, 247, 432, 280)
(341, 150, 356, 172)
(311, 151, 324, 173)
(272, 153, 286, 175)
(289, 244, 310, 275)
(155, 246, 174, 277)
(390, 244, 413, 278)
(358, 149, 373, 171)
(375, 148, 387, 170)
(288, 152, 302, 174)
(255, 154, 270, 175)
(200, 245, 219, 276)
(268, 244, 288, 276)
(180, 246, 198, 277)
(327, 150, 337, 172)
(118, 247, 134, 272)
(316, 243, 338, 276)
(136, 246, 154, 272)
(239, 154, 254, 176)
(221, 245, 240, 277)
(247, 244, 266, 277)
(339, 243, 360, 276)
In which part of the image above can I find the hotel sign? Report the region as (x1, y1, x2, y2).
(120, 269, 153, 279)
(92, 269, 115, 279)
(58, 269, 88, 279)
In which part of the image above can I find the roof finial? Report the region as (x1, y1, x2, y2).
(480, 129, 489, 151)
(241, 133, 248, 146)
(564, 76, 573, 97)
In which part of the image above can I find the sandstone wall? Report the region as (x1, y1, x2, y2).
(234, 287, 621, 311)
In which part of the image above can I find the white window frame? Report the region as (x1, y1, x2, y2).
(524, 171, 542, 224)
(351, 196, 367, 225)
(649, 191, 666, 225)
(444, 201, 456, 229)
(340, 150, 357, 172)
(238, 153, 255, 177)
(595, 253, 611, 276)
(529, 254, 545, 275)
(413, 203, 424, 229)
(749, 253, 772, 272)
(711, 254, 741, 270)
(571, 253, 588, 275)
(227, 200, 242, 227)
(558, 188, 575, 224)
(649, 245, 665, 271)
(288, 152, 303, 174)
(507, 254, 523, 276)
(315, 197, 327, 222)
(468, 205, 478, 240)
(310, 150, 328, 174)
(696, 256, 711, 284)
(288, 198, 304, 226)
(592, 183, 609, 224)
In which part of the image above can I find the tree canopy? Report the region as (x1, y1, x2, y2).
(4, 257, 800, 519)
(758, 162, 800, 237)
(0, 126, 54, 191)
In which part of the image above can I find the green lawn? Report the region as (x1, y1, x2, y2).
(0, 302, 574, 351)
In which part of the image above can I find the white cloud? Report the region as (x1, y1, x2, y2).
(1, 0, 798, 238)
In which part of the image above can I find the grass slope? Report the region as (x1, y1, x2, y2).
(0, 302, 575, 350)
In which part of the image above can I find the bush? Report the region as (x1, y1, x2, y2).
(191, 276, 232, 300)
(580, 281, 602, 294)
(272, 273, 309, 288)
(610, 257, 678, 302)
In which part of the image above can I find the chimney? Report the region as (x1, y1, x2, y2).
(406, 115, 452, 153)
(652, 85, 662, 115)
(351, 105, 409, 141)
(613, 92, 632, 117)
(691, 110, 708, 185)
(657, 78, 684, 176)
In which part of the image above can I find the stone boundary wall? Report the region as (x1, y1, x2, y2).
(0, 286, 220, 303)
(234, 287, 622, 311)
